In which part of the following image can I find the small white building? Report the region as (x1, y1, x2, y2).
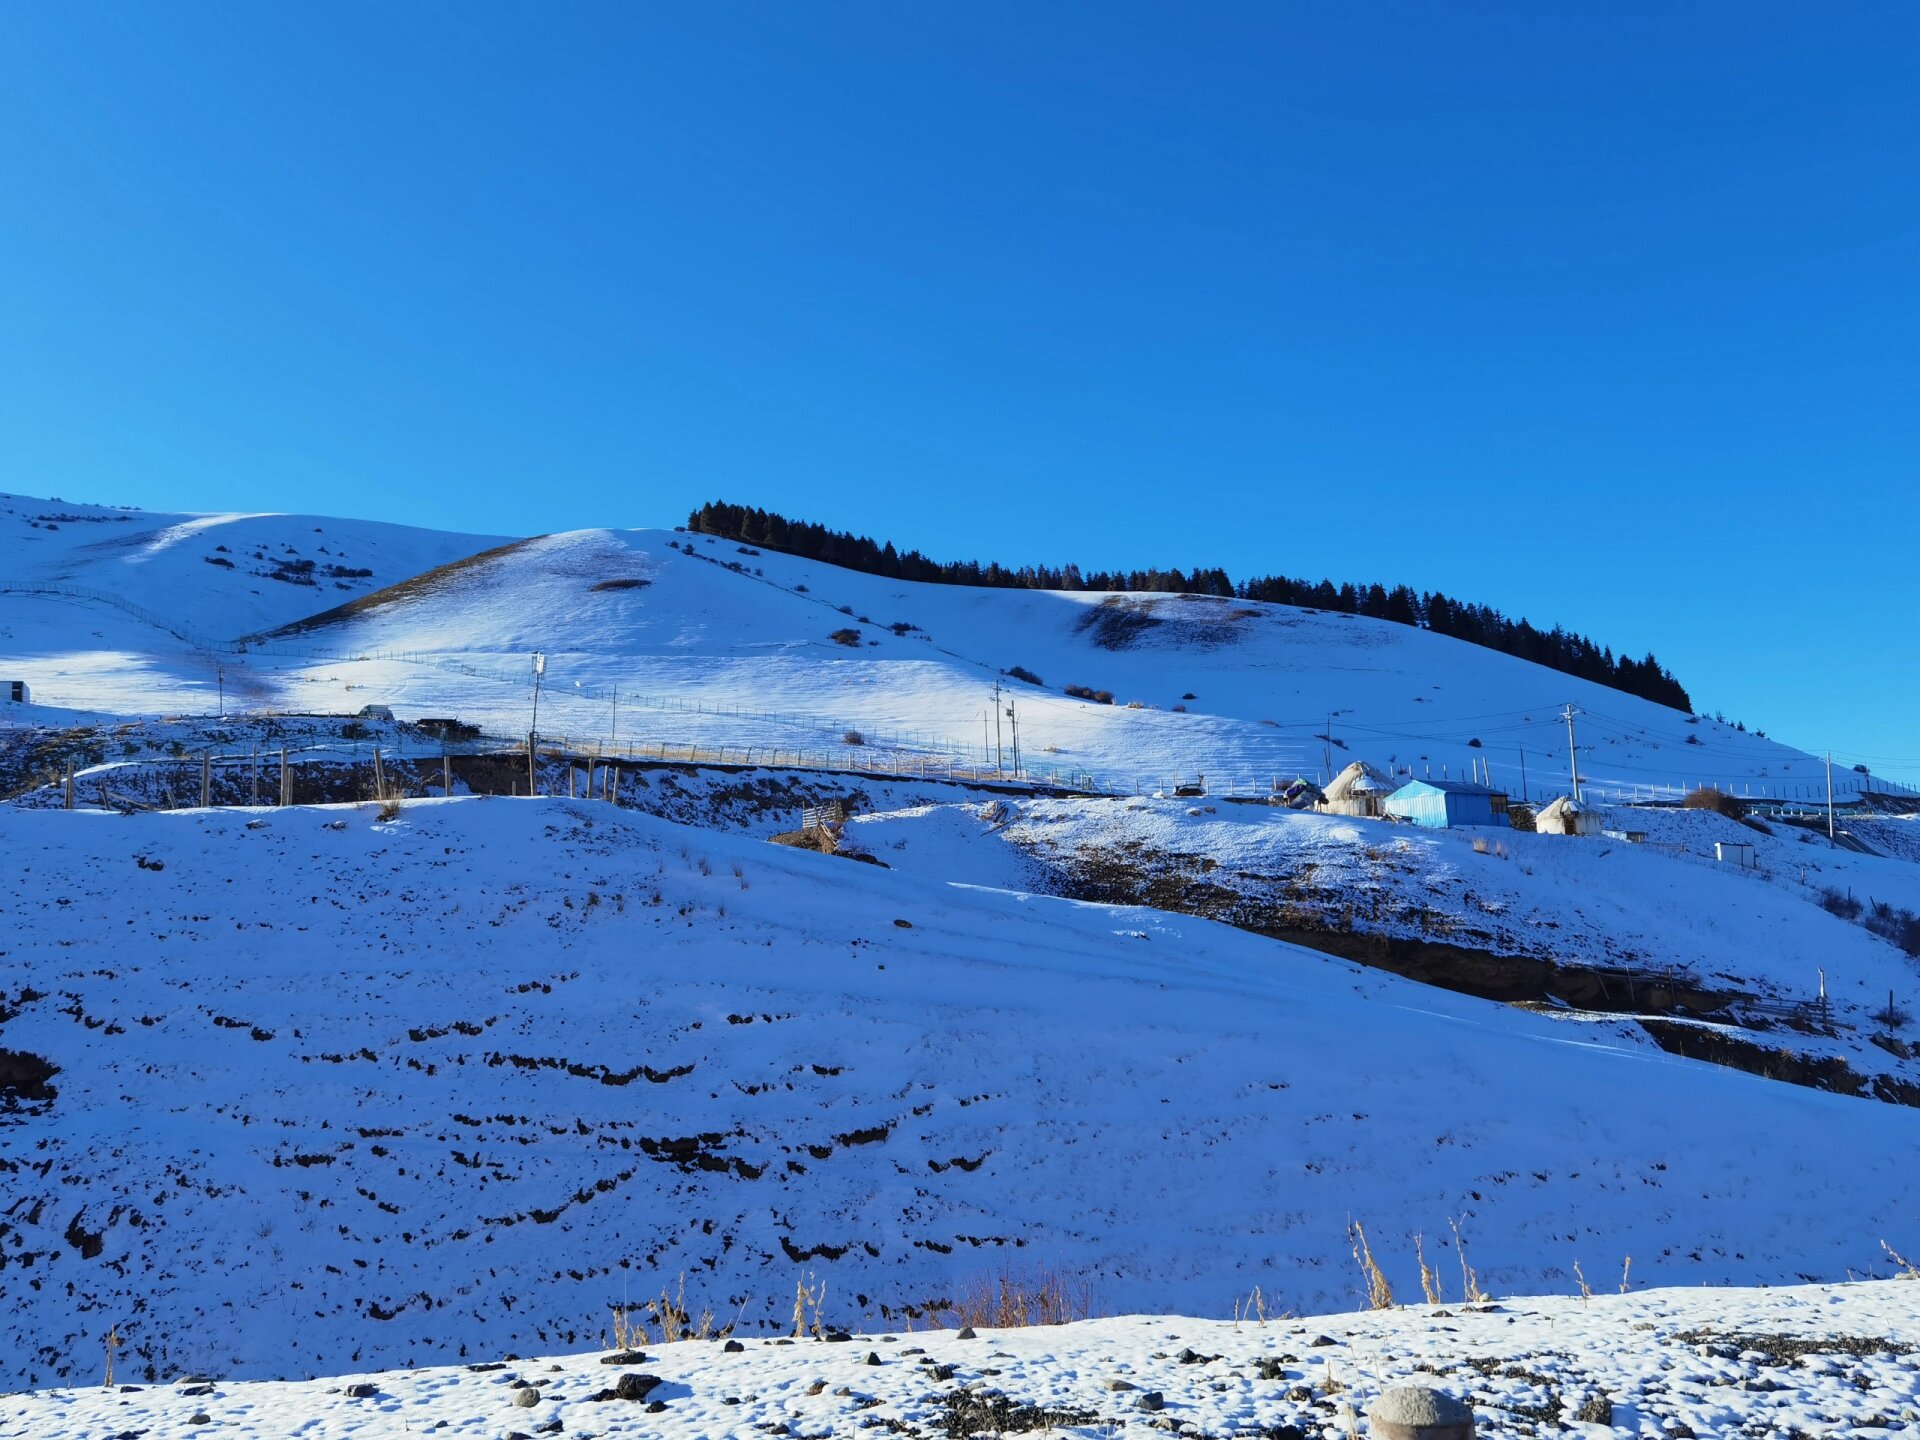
(1715, 840, 1757, 868)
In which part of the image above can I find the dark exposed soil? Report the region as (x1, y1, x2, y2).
(1261, 926, 1730, 1015)
(0, 1048, 58, 1104)
(251, 538, 537, 638)
(1639, 1020, 1920, 1110)
(1035, 840, 1734, 1017)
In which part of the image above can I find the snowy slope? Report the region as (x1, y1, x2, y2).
(856, 795, 1920, 1021)
(0, 497, 1843, 803)
(2, 796, 1917, 1389)
(0, 492, 506, 635)
(6, 1279, 1918, 1440)
(273, 525, 1838, 799)
(0, 492, 505, 718)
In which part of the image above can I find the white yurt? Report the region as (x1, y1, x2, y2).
(1317, 760, 1398, 818)
(1535, 795, 1602, 835)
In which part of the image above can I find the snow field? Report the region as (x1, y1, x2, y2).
(3, 1280, 1916, 1438)
(2, 797, 1917, 1390)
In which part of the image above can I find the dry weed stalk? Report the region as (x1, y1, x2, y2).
(1348, 1221, 1395, 1311)
(792, 1272, 828, 1338)
(608, 1302, 648, 1350)
(1414, 1233, 1445, 1306)
(1883, 1240, 1920, 1279)
(648, 1272, 693, 1342)
(1448, 1217, 1490, 1306)
(1619, 1256, 1633, 1293)
(1573, 1257, 1592, 1303)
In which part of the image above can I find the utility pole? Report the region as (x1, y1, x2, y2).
(610, 688, 619, 747)
(1007, 695, 1021, 778)
(528, 653, 546, 798)
(1518, 743, 1529, 804)
(991, 681, 1004, 774)
(216, 666, 224, 719)
(1323, 712, 1333, 781)
(1561, 704, 1582, 802)
(1826, 750, 1836, 846)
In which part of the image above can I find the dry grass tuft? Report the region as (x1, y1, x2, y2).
(607, 1273, 740, 1348)
(650, 1271, 738, 1341)
(1231, 1284, 1279, 1326)
(913, 1265, 1095, 1331)
(607, 1301, 648, 1350)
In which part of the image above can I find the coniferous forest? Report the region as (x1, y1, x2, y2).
(686, 502, 1692, 712)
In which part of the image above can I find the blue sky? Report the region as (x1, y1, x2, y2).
(3, 3, 1918, 771)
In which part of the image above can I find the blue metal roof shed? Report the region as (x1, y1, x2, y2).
(1385, 778, 1506, 829)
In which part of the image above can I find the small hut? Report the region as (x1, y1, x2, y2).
(1535, 795, 1602, 836)
(4, 681, 27, 704)
(1318, 761, 1398, 818)
(1384, 778, 1506, 829)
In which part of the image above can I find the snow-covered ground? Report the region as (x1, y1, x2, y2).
(3, 796, 1918, 1391)
(5, 1279, 1916, 1439)
(7, 491, 1920, 1410)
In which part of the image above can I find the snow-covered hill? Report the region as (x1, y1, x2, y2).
(0, 492, 504, 717)
(2, 796, 1917, 1389)
(0, 493, 1855, 802)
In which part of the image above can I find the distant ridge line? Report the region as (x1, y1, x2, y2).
(686, 500, 1694, 713)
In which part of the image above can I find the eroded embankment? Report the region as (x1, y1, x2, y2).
(1028, 836, 1920, 1110)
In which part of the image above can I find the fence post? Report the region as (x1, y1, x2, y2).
(443, 752, 452, 798)
(201, 751, 211, 808)
(280, 748, 290, 806)
(64, 758, 74, 811)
